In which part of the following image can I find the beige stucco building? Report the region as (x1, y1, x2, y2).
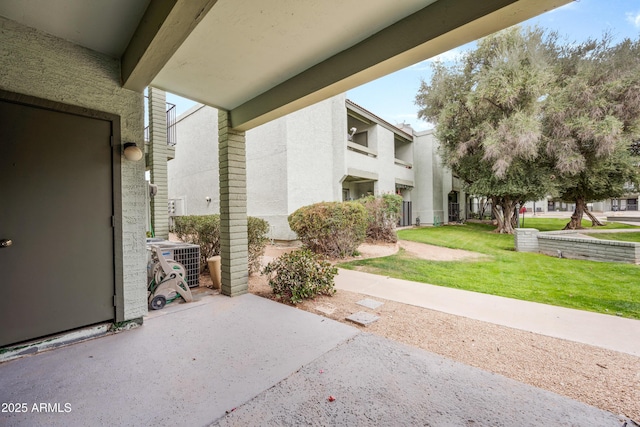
(167, 94, 466, 240)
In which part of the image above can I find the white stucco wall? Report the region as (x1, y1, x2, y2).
(168, 105, 220, 216)
(330, 96, 349, 201)
(372, 126, 397, 195)
(344, 123, 414, 198)
(440, 162, 453, 222)
(346, 150, 380, 179)
(413, 130, 449, 225)
(394, 163, 414, 184)
(169, 96, 348, 240)
(167, 94, 431, 240)
(249, 95, 347, 240)
(0, 17, 147, 320)
(395, 141, 412, 163)
(246, 110, 290, 240)
(286, 96, 342, 203)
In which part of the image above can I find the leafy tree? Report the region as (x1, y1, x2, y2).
(416, 27, 556, 233)
(417, 27, 640, 233)
(543, 36, 640, 229)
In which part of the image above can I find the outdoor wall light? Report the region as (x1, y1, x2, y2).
(123, 142, 143, 161)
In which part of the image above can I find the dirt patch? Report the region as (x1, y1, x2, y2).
(339, 242, 399, 262)
(263, 241, 399, 263)
(398, 239, 489, 261)
(265, 240, 486, 263)
(263, 241, 303, 259)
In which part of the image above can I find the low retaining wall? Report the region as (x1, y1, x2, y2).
(514, 228, 539, 253)
(515, 228, 640, 264)
(606, 216, 640, 223)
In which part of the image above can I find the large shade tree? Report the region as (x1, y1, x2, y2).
(416, 27, 557, 233)
(543, 37, 640, 229)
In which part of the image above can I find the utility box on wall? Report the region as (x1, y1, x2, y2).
(168, 198, 185, 216)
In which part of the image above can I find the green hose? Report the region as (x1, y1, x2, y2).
(148, 274, 190, 305)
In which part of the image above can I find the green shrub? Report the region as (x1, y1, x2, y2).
(288, 201, 368, 258)
(262, 249, 337, 304)
(248, 216, 270, 274)
(357, 193, 403, 242)
(174, 214, 269, 274)
(173, 215, 220, 269)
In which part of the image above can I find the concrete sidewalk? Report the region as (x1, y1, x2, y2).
(335, 267, 640, 357)
(0, 294, 628, 426)
(213, 333, 624, 427)
(0, 294, 357, 426)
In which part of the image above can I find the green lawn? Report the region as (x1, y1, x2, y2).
(591, 232, 640, 243)
(339, 220, 640, 319)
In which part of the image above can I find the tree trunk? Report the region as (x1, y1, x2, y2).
(584, 206, 605, 227)
(492, 197, 517, 234)
(510, 206, 519, 229)
(479, 198, 489, 219)
(564, 198, 585, 230)
(491, 197, 504, 231)
(501, 199, 516, 234)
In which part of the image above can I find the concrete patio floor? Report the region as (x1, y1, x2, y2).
(0, 293, 630, 426)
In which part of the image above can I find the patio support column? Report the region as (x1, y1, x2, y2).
(148, 87, 169, 239)
(218, 110, 248, 296)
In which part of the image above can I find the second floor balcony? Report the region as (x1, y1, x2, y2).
(144, 100, 177, 164)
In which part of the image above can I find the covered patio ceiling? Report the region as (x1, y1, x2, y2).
(0, 0, 571, 130)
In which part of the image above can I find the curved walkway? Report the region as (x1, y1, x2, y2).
(398, 239, 489, 261)
(335, 267, 640, 357)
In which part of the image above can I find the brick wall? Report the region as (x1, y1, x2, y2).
(516, 226, 640, 264)
(538, 233, 640, 264)
(514, 228, 540, 253)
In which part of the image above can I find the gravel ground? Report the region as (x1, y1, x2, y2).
(248, 242, 640, 421)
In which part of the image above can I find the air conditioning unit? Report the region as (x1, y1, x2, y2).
(146, 241, 200, 288)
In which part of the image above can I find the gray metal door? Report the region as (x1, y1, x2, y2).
(399, 201, 412, 227)
(0, 100, 115, 347)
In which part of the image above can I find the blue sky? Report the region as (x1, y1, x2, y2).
(167, 0, 640, 130)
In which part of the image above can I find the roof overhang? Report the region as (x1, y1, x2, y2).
(0, 0, 571, 130)
(150, 0, 571, 130)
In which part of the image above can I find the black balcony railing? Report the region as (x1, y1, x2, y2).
(166, 102, 176, 146)
(144, 98, 177, 146)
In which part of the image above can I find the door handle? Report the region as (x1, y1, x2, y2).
(0, 239, 12, 248)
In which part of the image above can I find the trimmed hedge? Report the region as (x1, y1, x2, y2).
(173, 214, 269, 274)
(288, 201, 368, 258)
